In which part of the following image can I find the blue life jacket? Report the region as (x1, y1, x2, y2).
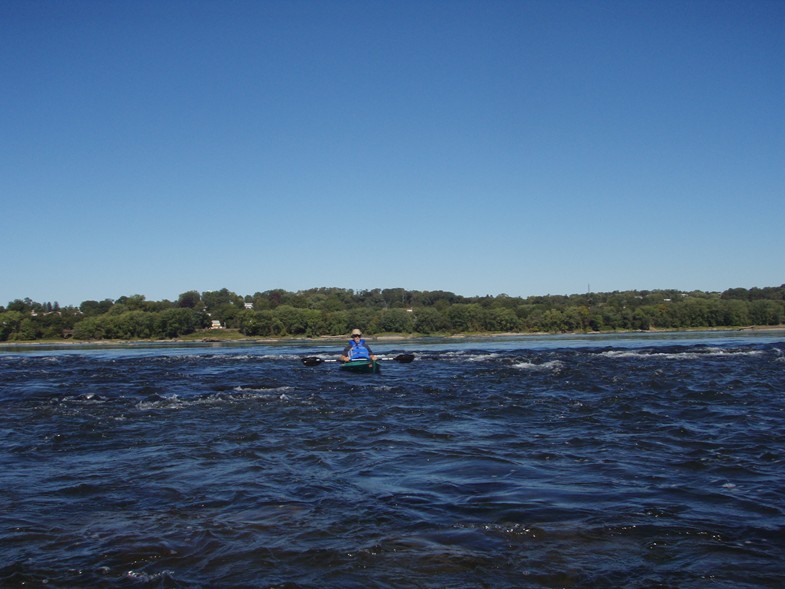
(347, 339, 371, 360)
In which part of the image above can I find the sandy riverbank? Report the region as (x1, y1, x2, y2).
(2, 325, 784, 349)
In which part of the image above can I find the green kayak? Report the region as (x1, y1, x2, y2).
(339, 359, 381, 374)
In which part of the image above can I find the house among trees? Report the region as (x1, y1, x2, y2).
(1, 285, 783, 342)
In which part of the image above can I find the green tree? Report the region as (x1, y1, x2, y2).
(720, 299, 749, 326)
(0, 311, 24, 340)
(447, 304, 483, 332)
(73, 316, 107, 340)
(346, 308, 377, 335)
(374, 308, 414, 333)
(273, 305, 309, 335)
(413, 307, 449, 334)
(481, 308, 519, 332)
(541, 309, 566, 332)
(156, 308, 202, 338)
(749, 300, 784, 325)
(177, 291, 202, 308)
(80, 299, 114, 316)
(381, 288, 411, 308)
(239, 310, 275, 336)
(115, 294, 149, 312)
(202, 289, 243, 310)
(16, 318, 40, 340)
(322, 310, 351, 336)
(7, 299, 33, 313)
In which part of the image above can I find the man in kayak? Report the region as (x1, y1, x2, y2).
(340, 329, 378, 363)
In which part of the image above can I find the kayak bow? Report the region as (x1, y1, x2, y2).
(339, 359, 381, 374)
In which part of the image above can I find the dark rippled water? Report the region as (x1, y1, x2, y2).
(1, 331, 784, 588)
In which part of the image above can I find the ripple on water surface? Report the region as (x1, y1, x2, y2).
(1, 333, 784, 587)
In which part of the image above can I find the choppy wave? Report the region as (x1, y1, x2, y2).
(512, 359, 565, 371)
(598, 347, 767, 360)
(1, 334, 784, 588)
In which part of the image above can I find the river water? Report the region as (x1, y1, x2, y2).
(1, 330, 784, 588)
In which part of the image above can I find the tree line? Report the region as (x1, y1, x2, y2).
(1, 285, 783, 342)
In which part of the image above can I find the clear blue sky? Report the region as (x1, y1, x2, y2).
(2, 0, 783, 306)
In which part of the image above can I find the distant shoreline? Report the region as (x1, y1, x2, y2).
(2, 325, 784, 349)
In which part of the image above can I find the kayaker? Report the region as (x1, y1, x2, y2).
(340, 329, 377, 362)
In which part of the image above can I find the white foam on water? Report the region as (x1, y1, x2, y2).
(599, 349, 765, 360)
(513, 360, 564, 371)
(233, 385, 294, 394)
